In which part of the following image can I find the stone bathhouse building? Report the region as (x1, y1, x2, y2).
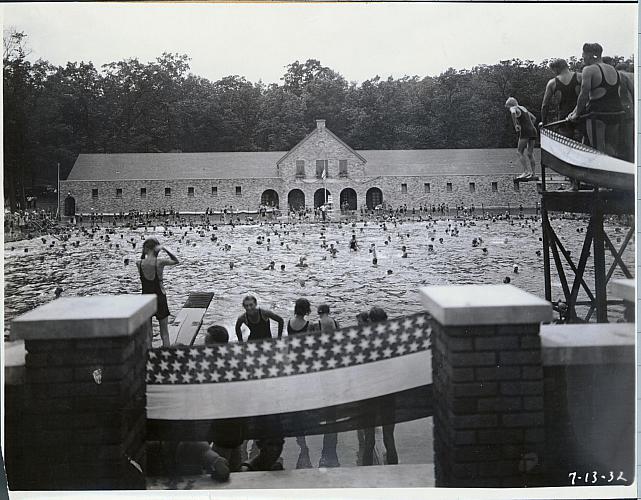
(61, 119, 540, 215)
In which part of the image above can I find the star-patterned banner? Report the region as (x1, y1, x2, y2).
(146, 312, 433, 438)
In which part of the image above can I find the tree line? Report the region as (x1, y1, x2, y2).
(3, 29, 633, 210)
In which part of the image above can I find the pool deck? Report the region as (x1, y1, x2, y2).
(147, 463, 435, 489)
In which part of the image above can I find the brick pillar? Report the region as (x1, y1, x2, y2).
(421, 284, 552, 487)
(11, 295, 156, 490)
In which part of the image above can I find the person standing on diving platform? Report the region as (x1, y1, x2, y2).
(567, 42, 624, 157)
(505, 97, 537, 180)
(541, 58, 582, 140)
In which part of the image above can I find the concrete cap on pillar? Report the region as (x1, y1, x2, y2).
(420, 284, 552, 326)
(609, 278, 634, 303)
(11, 295, 157, 340)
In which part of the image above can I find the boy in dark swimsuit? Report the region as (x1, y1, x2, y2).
(235, 295, 284, 342)
(541, 58, 582, 140)
(505, 97, 537, 180)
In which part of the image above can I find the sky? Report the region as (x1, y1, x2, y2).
(2, 2, 637, 84)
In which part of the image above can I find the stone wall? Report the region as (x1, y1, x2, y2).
(61, 173, 538, 215)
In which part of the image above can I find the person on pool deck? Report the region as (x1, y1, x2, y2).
(316, 304, 341, 468)
(361, 307, 399, 467)
(286, 298, 315, 469)
(567, 43, 624, 157)
(235, 295, 284, 343)
(137, 238, 179, 347)
(505, 97, 537, 180)
(541, 58, 582, 140)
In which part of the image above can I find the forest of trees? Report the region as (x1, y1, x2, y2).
(4, 29, 634, 210)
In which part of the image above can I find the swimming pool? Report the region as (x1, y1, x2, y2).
(4, 216, 634, 339)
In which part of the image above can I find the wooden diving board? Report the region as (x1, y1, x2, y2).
(169, 292, 214, 346)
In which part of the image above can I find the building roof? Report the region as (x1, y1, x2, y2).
(276, 124, 367, 165)
(66, 149, 541, 181)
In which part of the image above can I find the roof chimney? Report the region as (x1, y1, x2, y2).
(316, 119, 326, 131)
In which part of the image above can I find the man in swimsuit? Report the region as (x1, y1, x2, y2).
(235, 295, 284, 343)
(541, 59, 582, 140)
(505, 97, 537, 180)
(568, 43, 624, 157)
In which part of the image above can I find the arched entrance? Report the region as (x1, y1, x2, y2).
(339, 188, 357, 211)
(366, 187, 383, 209)
(288, 189, 305, 211)
(314, 188, 331, 208)
(261, 189, 279, 208)
(63, 194, 76, 216)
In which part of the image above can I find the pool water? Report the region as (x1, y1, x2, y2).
(4, 216, 634, 339)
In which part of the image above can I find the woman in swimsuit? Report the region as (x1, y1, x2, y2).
(137, 238, 179, 347)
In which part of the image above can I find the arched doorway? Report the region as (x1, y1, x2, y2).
(314, 188, 331, 208)
(339, 188, 357, 211)
(288, 189, 305, 211)
(261, 189, 279, 208)
(366, 187, 383, 209)
(63, 194, 76, 216)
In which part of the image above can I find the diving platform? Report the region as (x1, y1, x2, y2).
(538, 127, 634, 323)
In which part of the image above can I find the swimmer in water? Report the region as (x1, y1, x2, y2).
(264, 261, 275, 271)
(370, 244, 378, 265)
(503, 277, 511, 284)
(401, 246, 408, 258)
(349, 234, 359, 251)
(295, 256, 308, 268)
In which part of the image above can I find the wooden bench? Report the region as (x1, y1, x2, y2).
(168, 292, 214, 346)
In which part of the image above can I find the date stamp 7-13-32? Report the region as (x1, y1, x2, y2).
(568, 471, 628, 485)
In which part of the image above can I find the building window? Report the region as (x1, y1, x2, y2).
(401, 183, 408, 194)
(446, 183, 452, 192)
(115, 188, 122, 198)
(491, 182, 498, 192)
(92, 188, 98, 199)
(424, 183, 431, 193)
(188, 187, 194, 197)
(236, 186, 242, 196)
(296, 160, 305, 178)
(469, 182, 476, 193)
(513, 181, 520, 192)
(140, 187, 147, 198)
(211, 186, 218, 196)
(316, 160, 328, 179)
(339, 160, 348, 177)
(165, 187, 171, 197)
